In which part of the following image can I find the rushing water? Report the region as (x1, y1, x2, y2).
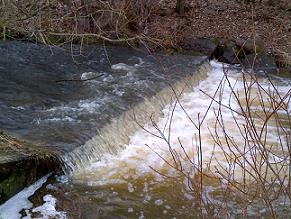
(0, 41, 207, 153)
(66, 61, 290, 218)
(0, 41, 290, 218)
(2, 61, 289, 218)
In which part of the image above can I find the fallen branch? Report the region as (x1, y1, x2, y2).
(48, 32, 140, 43)
(55, 74, 104, 83)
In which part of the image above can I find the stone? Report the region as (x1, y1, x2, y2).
(178, 37, 219, 58)
(235, 35, 265, 54)
(216, 40, 241, 64)
(242, 53, 278, 74)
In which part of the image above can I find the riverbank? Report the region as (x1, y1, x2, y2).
(0, 131, 59, 204)
(0, 0, 290, 71)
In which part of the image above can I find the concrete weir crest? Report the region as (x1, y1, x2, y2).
(0, 40, 211, 175)
(63, 61, 211, 174)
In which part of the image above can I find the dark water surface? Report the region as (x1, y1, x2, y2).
(0, 41, 206, 152)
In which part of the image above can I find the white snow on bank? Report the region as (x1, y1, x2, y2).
(0, 174, 66, 219)
(0, 175, 50, 219)
(25, 195, 67, 219)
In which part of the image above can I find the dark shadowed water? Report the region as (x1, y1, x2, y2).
(0, 41, 206, 152)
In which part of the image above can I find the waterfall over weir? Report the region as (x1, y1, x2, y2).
(61, 61, 211, 173)
(1, 41, 290, 217)
(0, 41, 210, 172)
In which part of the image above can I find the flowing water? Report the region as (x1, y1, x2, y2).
(0, 41, 207, 154)
(0, 41, 290, 218)
(65, 62, 291, 218)
(6, 61, 289, 219)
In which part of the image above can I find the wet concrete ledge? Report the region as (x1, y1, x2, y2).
(0, 131, 59, 204)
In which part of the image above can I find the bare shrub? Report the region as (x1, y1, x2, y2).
(136, 56, 290, 218)
(0, 0, 167, 48)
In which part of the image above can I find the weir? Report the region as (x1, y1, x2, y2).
(1, 48, 290, 217)
(0, 41, 211, 173)
(72, 61, 291, 182)
(62, 62, 211, 172)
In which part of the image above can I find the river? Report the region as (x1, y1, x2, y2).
(0, 42, 290, 218)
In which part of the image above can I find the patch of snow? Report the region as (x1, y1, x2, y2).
(0, 174, 50, 219)
(29, 194, 67, 219)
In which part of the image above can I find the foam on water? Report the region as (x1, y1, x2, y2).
(73, 61, 291, 184)
(111, 57, 144, 76)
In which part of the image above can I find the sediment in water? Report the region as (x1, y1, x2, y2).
(62, 61, 212, 173)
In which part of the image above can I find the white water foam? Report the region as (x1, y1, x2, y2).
(111, 57, 144, 77)
(74, 61, 291, 184)
(112, 63, 138, 77)
(80, 71, 100, 80)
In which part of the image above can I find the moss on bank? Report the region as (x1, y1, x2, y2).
(0, 131, 60, 204)
(0, 131, 57, 161)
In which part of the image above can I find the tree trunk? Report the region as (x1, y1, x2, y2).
(176, 0, 185, 14)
